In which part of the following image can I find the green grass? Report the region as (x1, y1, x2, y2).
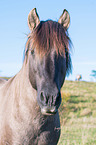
(58, 80, 96, 145)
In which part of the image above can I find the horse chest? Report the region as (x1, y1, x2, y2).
(13, 113, 60, 145)
(28, 115, 60, 145)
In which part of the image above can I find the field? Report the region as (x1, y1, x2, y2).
(58, 80, 96, 145)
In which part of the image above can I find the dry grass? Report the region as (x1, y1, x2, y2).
(58, 80, 96, 145)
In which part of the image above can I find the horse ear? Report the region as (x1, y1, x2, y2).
(28, 8, 40, 31)
(58, 9, 70, 29)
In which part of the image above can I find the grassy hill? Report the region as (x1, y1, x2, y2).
(58, 80, 96, 145)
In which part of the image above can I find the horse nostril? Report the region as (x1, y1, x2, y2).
(40, 92, 44, 101)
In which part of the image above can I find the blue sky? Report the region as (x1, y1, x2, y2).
(0, 0, 96, 81)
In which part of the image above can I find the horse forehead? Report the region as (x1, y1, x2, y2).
(42, 53, 64, 69)
(34, 49, 65, 74)
(34, 49, 55, 64)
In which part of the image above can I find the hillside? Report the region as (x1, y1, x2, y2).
(58, 80, 96, 145)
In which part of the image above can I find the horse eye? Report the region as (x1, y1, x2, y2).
(31, 50, 34, 55)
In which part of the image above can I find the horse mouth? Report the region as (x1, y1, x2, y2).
(41, 107, 57, 116)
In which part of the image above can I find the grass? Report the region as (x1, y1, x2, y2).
(58, 80, 96, 145)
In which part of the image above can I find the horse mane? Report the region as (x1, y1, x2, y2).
(26, 20, 72, 75)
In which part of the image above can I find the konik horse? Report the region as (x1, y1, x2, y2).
(0, 8, 72, 145)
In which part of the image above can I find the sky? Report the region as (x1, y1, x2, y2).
(0, 0, 96, 82)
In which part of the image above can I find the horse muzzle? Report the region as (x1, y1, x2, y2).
(38, 91, 61, 115)
(41, 106, 57, 115)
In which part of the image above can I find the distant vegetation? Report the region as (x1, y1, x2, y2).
(58, 80, 96, 145)
(91, 70, 96, 80)
(0, 77, 10, 80)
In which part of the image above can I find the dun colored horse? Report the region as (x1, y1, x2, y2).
(0, 8, 72, 145)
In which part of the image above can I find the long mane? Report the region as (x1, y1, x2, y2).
(26, 20, 72, 75)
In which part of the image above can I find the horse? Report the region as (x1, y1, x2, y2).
(0, 8, 72, 145)
(76, 74, 82, 81)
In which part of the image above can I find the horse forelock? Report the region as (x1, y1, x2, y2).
(25, 20, 72, 75)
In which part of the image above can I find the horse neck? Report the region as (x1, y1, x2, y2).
(18, 60, 37, 100)
(7, 59, 38, 109)
(16, 60, 41, 118)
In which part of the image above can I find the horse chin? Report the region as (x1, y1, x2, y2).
(41, 106, 57, 116)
